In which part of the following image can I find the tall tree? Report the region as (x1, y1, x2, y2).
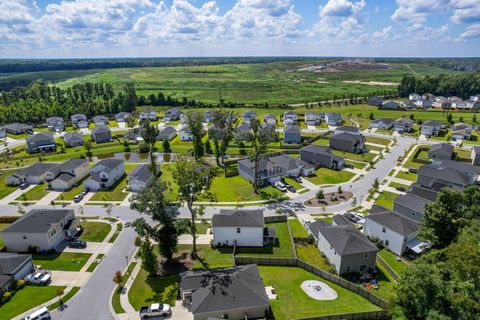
(211, 110, 237, 166)
(139, 238, 158, 276)
(184, 110, 205, 160)
(250, 118, 276, 192)
(140, 120, 159, 175)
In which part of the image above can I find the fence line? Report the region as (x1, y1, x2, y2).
(376, 255, 399, 281)
(264, 215, 288, 223)
(293, 310, 389, 320)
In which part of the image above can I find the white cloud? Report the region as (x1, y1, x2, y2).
(451, 0, 480, 24)
(391, 0, 450, 24)
(321, 0, 365, 17)
(459, 23, 480, 39)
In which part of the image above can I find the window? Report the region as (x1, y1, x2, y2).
(346, 266, 351, 272)
(22, 235, 27, 240)
(364, 253, 369, 258)
(236, 228, 241, 233)
(385, 240, 389, 246)
(382, 227, 386, 233)
(360, 264, 366, 272)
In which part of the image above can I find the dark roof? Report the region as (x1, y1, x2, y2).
(0, 275, 11, 288)
(92, 125, 111, 134)
(302, 144, 332, 155)
(367, 205, 419, 236)
(429, 143, 453, 156)
(269, 154, 314, 171)
(47, 158, 88, 177)
(264, 113, 276, 120)
(309, 220, 331, 238)
(180, 264, 269, 314)
(236, 123, 252, 133)
(371, 118, 394, 125)
(71, 114, 87, 121)
(395, 118, 414, 125)
(331, 132, 360, 142)
(10, 163, 58, 178)
(394, 193, 431, 214)
(93, 115, 108, 122)
(0, 253, 32, 275)
(95, 158, 123, 172)
(284, 125, 300, 134)
(336, 126, 360, 133)
(4, 123, 32, 131)
(212, 210, 264, 228)
(63, 132, 84, 143)
(332, 214, 352, 226)
(326, 112, 341, 118)
(473, 146, 480, 154)
(423, 120, 442, 127)
(418, 164, 472, 186)
(2, 209, 73, 234)
(319, 225, 378, 255)
(27, 132, 54, 143)
(159, 126, 176, 136)
(129, 164, 154, 183)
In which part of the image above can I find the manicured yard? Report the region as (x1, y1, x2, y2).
(388, 181, 410, 190)
(366, 144, 384, 152)
(159, 164, 178, 201)
(177, 244, 234, 270)
(259, 266, 381, 320)
(332, 150, 376, 162)
(306, 167, 355, 185)
(112, 262, 137, 314)
(237, 222, 294, 258)
(0, 285, 66, 320)
(195, 220, 211, 234)
(89, 175, 129, 201)
(395, 171, 417, 182)
(0, 224, 9, 249)
(56, 177, 88, 201)
(128, 271, 178, 311)
(79, 221, 112, 242)
(288, 219, 308, 238)
(33, 252, 92, 271)
(312, 138, 329, 146)
(296, 244, 332, 271)
(0, 169, 17, 200)
(374, 191, 398, 209)
(16, 184, 49, 201)
(284, 177, 303, 190)
(454, 148, 472, 161)
(378, 249, 409, 276)
(48, 287, 81, 311)
(365, 136, 392, 146)
(345, 160, 367, 169)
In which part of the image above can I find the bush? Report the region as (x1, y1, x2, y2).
(2, 291, 12, 303)
(161, 283, 179, 305)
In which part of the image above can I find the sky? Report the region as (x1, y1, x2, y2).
(0, 0, 479, 58)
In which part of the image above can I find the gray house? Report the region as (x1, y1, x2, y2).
(63, 132, 84, 148)
(368, 96, 384, 107)
(164, 108, 181, 121)
(428, 143, 453, 162)
(46, 159, 90, 191)
(393, 193, 431, 222)
(92, 115, 108, 125)
(452, 123, 472, 141)
(238, 158, 282, 187)
(0, 253, 35, 293)
(325, 112, 342, 126)
(283, 125, 301, 144)
(203, 110, 214, 123)
(84, 158, 125, 191)
(472, 146, 480, 166)
(0, 126, 5, 138)
(128, 164, 159, 192)
(305, 112, 320, 125)
(235, 123, 253, 142)
(283, 111, 298, 125)
(71, 114, 87, 126)
(417, 160, 480, 191)
(4, 123, 33, 135)
(180, 265, 269, 320)
(381, 101, 400, 110)
(369, 118, 394, 130)
(139, 110, 158, 122)
(300, 145, 344, 170)
(393, 118, 414, 133)
(46, 116, 65, 132)
(26, 132, 56, 154)
(115, 112, 132, 123)
(7, 163, 58, 186)
(91, 125, 112, 143)
(157, 126, 177, 141)
(268, 154, 315, 177)
(264, 113, 277, 126)
(242, 110, 257, 124)
(329, 131, 365, 154)
(421, 120, 442, 137)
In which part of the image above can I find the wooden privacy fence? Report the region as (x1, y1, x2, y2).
(264, 215, 288, 223)
(294, 310, 388, 320)
(376, 255, 399, 281)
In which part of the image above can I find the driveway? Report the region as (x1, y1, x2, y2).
(50, 271, 91, 287)
(178, 234, 212, 245)
(63, 242, 113, 255)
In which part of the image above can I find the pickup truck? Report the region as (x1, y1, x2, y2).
(139, 303, 171, 319)
(25, 272, 51, 285)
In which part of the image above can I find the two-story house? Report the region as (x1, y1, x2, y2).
(91, 125, 112, 143)
(329, 128, 365, 154)
(428, 143, 453, 162)
(283, 125, 301, 144)
(84, 158, 125, 191)
(46, 159, 90, 191)
(420, 120, 442, 137)
(300, 145, 345, 170)
(128, 164, 160, 192)
(63, 132, 85, 148)
(7, 163, 58, 186)
(4, 123, 33, 135)
(71, 114, 87, 127)
(115, 112, 132, 123)
(283, 111, 298, 125)
(264, 113, 277, 126)
(369, 118, 394, 130)
(92, 115, 108, 126)
(164, 108, 181, 121)
(305, 112, 320, 125)
(393, 118, 414, 133)
(26, 132, 56, 154)
(325, 112, 342, 126)
(157, 126, 177, 141)
(242, 110, 257, 124)
(46, 116, 65, 132)
(139, 110, 158, 122)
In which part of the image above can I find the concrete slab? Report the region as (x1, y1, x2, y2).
(50, 271, 90, 287)
(178, 234, 212, 245)
(63, 242, 113, 255)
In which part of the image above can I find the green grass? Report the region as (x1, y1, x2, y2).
(0, 285, 66, 320)
(388, 181, 410, 190)
(56, 177, 88, 201)
(345, 160, 367, 169)
(0, 223, 9, 250)
(33, 252, 91, 271)
(259, 266, 381, 320)
(332, 149, 376, 162)
(16, 184, 49, 201)
(89, 174, 129, 201)
(47, 287, 81, 311)
(365, 136, 392, 146)
(284, 177, 303, 190)
(194, 220, 211, 234)
(79, 221, 112, 242)
(177, 244, 234, 270)
(378, 249, 409, 276)
(112, 262, 137, 314)
(237, 222, 294, 258)
(288, 219, 308, 238)
(0, 169, 17, 200)
(366, 145, 384, 152)
(306, 167, 355, 185)
(374, 191, 398, 209)
(128, 271, 178, 311)
(296, 244, 332, 271)
(454, 148, 472, 161)
(395, 171, 417, 182)
(108, 223, 123, 243)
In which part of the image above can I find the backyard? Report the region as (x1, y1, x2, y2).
(306, 168, 355, 185)
(395, 171, 417, 182)
(0, 169, 17, 200)
(378, 249, 409, 276)
(288, 219, 309, 238)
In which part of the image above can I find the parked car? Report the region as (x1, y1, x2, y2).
(408, 168, 418, 174)
(25, 272, 51, 285)
(73, 194, 83, 203)
(350, 212, 366, 224)
(25, 307, 50, 320)
(139, 303, 171, 319)
(286, 184, 296, 193)
(344, 212, 365, 224)
(68, 239, 87, 248)
(274, 181, 287, 192)
(80, 187, 90, 196)
(292, 176, 302, 183)
(344, 163, 354, 169)
(396, 186, 406, 192)
(19, 182, 30, 190)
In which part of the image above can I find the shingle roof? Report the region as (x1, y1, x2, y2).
(326, 112, 341, 118)
(418, 164, 472, 186)
(212, 209, 264, 228)
(395, 118, 414, 125)
(27, 132, 54, 143)
(371, 118, 394, 125)
(332, 214, 352, 226)
(367, 205, 419, 236)
(2, 209, 73, 233)
(180, 264, 269, 314)
(0, 253, 32, 275)
(330, 132, 360, 142)
(159, 126, 176, 136)
(63, 132, 84, 143)
(269, 154, 314, 171)
(47, 159, 88, 178)
(284, 125, 300, 134)
(128, 164, 155, 183)
(423, 120, 442, 127)
(92, 125, 111, 134)
(308, 220, 331, 239)
(394, 193, 431, 214)
(336, 126, 360, 133)
(302, 144, 332, 155)
(10, 163, 58, 178)
(318, 225, 378, 255)
(429, 143, 453, 156)
(95, 158, 123, 172)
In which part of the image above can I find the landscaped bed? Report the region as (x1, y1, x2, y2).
(305, 191, 353, 207)
(33, 252, 91, 271)
(79, 221, 112, 242)
(305, 168, 355, 185)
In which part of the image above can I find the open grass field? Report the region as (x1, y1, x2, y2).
(259, 266, 382, 320)
(306, 167, 355, 185)
(79, 221, 112, 242)
(33, 252, 91, 271)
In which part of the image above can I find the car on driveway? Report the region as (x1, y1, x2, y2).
(408, 168, 418, 174)
(344, 212, 365, 224)
(80, 187, 90, 196)
(68, 239, 87, 248)
(139, 303, 171, 319)
(73, 194, 84, 203)
(19, 182, 30, 190)
(396, 186, 406, 192)
(25, 272, 51, 285)
(292, 176, 302, 183)
(274, 181, 287, 192)
(286, 184, 296, 193)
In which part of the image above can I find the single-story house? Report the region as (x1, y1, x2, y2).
(305, 112, 320, 125)
(6, 163, 58, 186)
(179, 126, 194, 141)
(157, 126, 177, 141)
(393, 118, 414, 133)
(364, 205, 421, 256)
(4, 123, 33, 135)
(91, 125, 112, 143)
(46, 116, 64, 132)
(0, 253, 35, 293)
(85, 158, 125, 191)
(180, 264, 270, 320)
(334, 126, 360, 135)
(400, 101, 417, 110)
(63, 132, 84, 148)
(393, 192, 431, 222)
(428, 143, 453, 162)
(127, 164, 159, 192)
(46, 159, 90, 191)
(139, 110, 158, 122)
(415, 99, 432, 109)
(325, 112, 342, 126)
(369, 118, 394, 130)
(264, 113, 277, 126)
(26, 132, 56, 154)
(381, 101, 400, 110)
(92, 115, 108, 126)
(164, 108, 181, 121)
(329, 131, 365, 154)
(300, 145, 344, 170)
(417, 160, 480, 191)
(368, 96, 383, 107)
(421, 120, 442, 137)
(71, 114, 87, 126)
(242, 110, 257, 124)
(283, 125, 301, 144)
(115, 112, 132, 123)
(1, 209, 77, 252)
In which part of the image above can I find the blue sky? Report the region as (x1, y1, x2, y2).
(1, 0, 479, 58)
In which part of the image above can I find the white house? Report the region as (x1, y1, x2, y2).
(305, 112, 320, 125)
(325, 112, 342, 126)
(283, 111, 298, 124)
(6, 163, 58, 186)
(127, 164, 159, 192)
(84, 158, 125, 191)
(46, 159, 90, 191)
(420, 120, 442, 137)
(369, 118, 394, 130)
(179, 126, 194, 141)
(364, 205, 421, 256)
(409, 93, 422, 101)
(1, 209, 77, 252)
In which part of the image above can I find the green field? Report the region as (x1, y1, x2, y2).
(306, 167, 355, 185)
(33, 252, 91, 271)
(79, 221, 112, 242)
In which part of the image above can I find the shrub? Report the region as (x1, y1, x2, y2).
(2, 291, 12, 302)
(161, 283, 179, 305)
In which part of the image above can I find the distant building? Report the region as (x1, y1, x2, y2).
(0, 127, 5, 139)
(393, 193, 431, 222)
(409, 93, 422, 101)
(452, 123, 472, 141)
(305, 112, 320, 125)
(7, 163, 57, 186)
(283, 125, 301, 144)
(115, 112, 132, 123)
(139, 110, 158, 122)
(242, 110, 257, 124)
(234, 123, 252, 142)
(368, 96, 383, 107)
(157, 126, 177, 141)
(325, 112, 342, 126)
(420, 120, 442, 137)
(179, 126, 194, 141)
(204, 110, 214, 123)
(428, 143, 453, 162)
(46, 159, 90, 191)
(264, 113, 277, 126)
(381, 101, 400, 110)
(369, 118, 394, 130)
(472, 146, 480, 166)
(164, 108, 181, 121)
(283, 111, 298, 124)
(92, 115, 108, 126)
(393, 118, 414, 133)
(26, 132, 56, 154)
(4, 123, 33, 135)
(300, 145, 344, 170)
(329, 128, 365, 154)
(63, 132, 84, 148)
(417, 160, 480, 191)
(46, 116, 65, 132)
(71, 114, 87, 126)
(91, 125, 112, 143)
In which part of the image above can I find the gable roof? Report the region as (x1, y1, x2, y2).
(27, 132, 54, 143)
(423, 120, 442, 127)
(10, 163, 58, 179)
(326, 112, 341, 118)
(336, 126, 360, 134)
(0, 253, 32, 275)
(159, 126, 176, 136)
(308, 220, 331, 239)
(212, 209, 264, 228)
(331, 132, 361, 142)
(284, 125, 300, 134)
(429, 143, 453, 156)
(128, 164, 155, 183)
(269, 154, 314, 171)
(368, 205, 419, 236)
(371, 118, 394, 125)
(180, 264, 269, 314)
(92, 115, 108, 123)
(394, 118, 414, 126)
(95, 158, 123, 172)
(92, 125, 111, 135)
(63, 132, 84, 143)
(2, 209, 73, 234)
(319, 224, 378, 255)
(301, 144, 332, 155)
(47, 159, 88, 177)
(394, 193, 431, 214)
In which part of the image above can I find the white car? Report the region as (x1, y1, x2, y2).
(274, 181, 287, 192)
(25, 307, 50, 320)
(139, 303, 171, 319)
(25, 272, 51, 285)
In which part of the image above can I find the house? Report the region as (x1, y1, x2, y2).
(452, 123, 472, 141)
(393, 193, 431, 222)
(63, 132, 84, 148)
(428, 143, 453, 162)
(269, 153, 315, 176)
(179, 126, 194, 141)
(157, 126, 177, 141)
(204, 110, 213, 123)
(0, 253, 34, 293)
(123, 128, 142, 142)
(305, 112, 320, 125)
(242, 110, 257, 124)
(180, 265, 269, 320)
(139, 110, 158, 122)
(234, 123, 252, 141)
(369, 118, 394, 130)
(6, 163, 58, 186)
(0, 126, 5, 138)
(208, 126, 223, 141)
(466, 100, 480, 109)
(238, 158, 282, 187)
(409, 183, 439, 202)
(283, 111, 298, 124)
(393, 118, 414, 133)
(472, 146, 480, 166)
(368, 96, 383, 107)
(46, 159, 90, 191)
(470, 94, 480, 102)
(1, 209, 77, 252)
(417, 160, 480, 191)
(91, 125, 112, 143)
(164, 108, 181, 121)
(84, 159, 125, 191)
(128, 164, 159, 192)
(4, 123, 33, 135)
(422, 93, 436, 101)
(77, 120, 89, 129)
(115, 112, 132, 123)
(432, 97, 452, 109)
(334, 126, 360, 135)
(300, 145, 344, 170)
(264, 113, 277, 126)
(46, 116, 64, 132)
(212, 209, 274, 247)
(453, 101, 468, 110)
(309, 215, 378, 275)
(283, 125, 301, 144)
(26, 132, 56, 154)
(409, 93, 422, 101)
(329, 131, 365, 154)
(325, 112, 342, 126)
(421, 120, 442, 137)
(400, 100, 417, 110)
(92, 115, 108, 125)
(415, 99, 432, 109)
(381, 101, 400, 110)
(364, 205, 421, 256)
(71, 114, 87, 126)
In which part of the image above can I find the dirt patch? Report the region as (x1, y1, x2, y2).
(291, 61, 390, 73)
(301, 280, 338, 300)
(158, 251, 193, 276)
(305, 191, 353, 207)
(342, 80, 398, 86)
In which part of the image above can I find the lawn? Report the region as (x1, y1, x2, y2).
(128, 271, 178, 311)
(345, 160, 367, 169)
(89, 174, 129, 201)
(0, 169, 17, 200)
(378, 249, 409, 276)
(177, 244, 234, 270)
(454, 148, 472, 161)
(0, 286, 65, 320)
(374, 191, 398, 209)
(284, 177, 303, 190)
(33, 252, 92, 271)
(306, 167, 355, 185)
(259, 266, 381, 320)
(237, 222, 294, 258)
(56, 177, 88, 201)
(395, 171, 417, 182)
(296, 244, 332, 271)
(195, 220, 211, 234)
(0, 224, 10, 249)
(388, 181, 410, 190)
(47, 287, 81, 311)
(332, 150, 377, 162)
(79, 221, 112, 242)
(288, 219, 308, 238)
(16, 184, 49, 201)
(365, 136, 392, 146)
(112, 262, 137, 314)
